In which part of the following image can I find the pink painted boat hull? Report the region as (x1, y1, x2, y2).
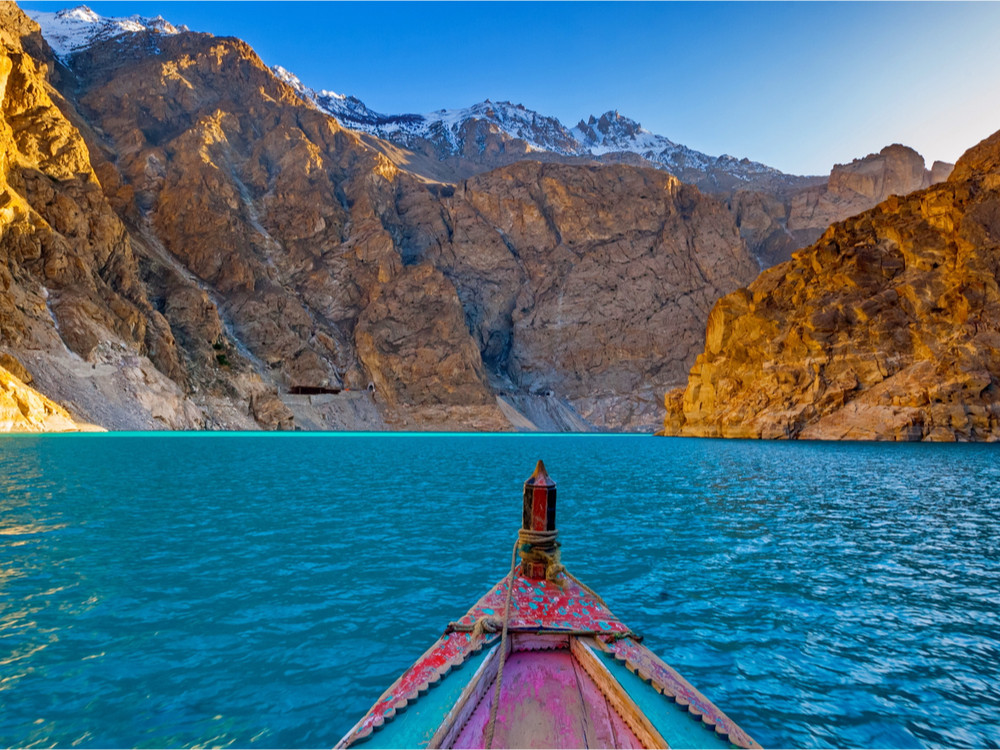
(452, 645, 643, 749)
(336, 573, 759, 749)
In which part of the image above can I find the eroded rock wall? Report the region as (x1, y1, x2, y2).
(47, 23, 760, 431)
(0, 6, 219, 430)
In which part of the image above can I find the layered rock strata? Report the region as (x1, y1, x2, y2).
(664, 131, 1000, 441)
(0, 5, 200, 430)
(443, 162, 760, 427)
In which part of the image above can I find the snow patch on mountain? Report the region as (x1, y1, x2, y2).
(27, 5, 187, 60)
(571, 111, 785, 179)
(276, 67, 786, 183)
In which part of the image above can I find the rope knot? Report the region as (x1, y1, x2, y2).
(471, 616, 503, 639)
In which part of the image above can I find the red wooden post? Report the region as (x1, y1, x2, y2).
(521, 460, 556, 579)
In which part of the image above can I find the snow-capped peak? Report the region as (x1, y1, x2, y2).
(272, 66, 308, 94)
(270, 64, 788, 185)
(272, 67, 349, 111)
(58, 6, 99, 23)
(572, 110, 661, 153)
(27, 5, 188, 60)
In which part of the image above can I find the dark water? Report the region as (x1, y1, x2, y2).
(1, 434, 999, 749)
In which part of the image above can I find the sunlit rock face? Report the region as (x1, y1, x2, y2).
(60, 27, 535, 429)
(0, 4, 214, 431)
(664, 130, 1000, 441)
(14, 2, 962, 435)
(0, 362, 79, 432)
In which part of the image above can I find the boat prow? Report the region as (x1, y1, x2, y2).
(336, 461, 759, 749)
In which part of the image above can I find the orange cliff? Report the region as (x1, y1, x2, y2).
(2, 2, 764, 432)
(663, 130, 1000, 441)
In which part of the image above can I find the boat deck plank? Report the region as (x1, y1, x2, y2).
(453, 648, 643, 749)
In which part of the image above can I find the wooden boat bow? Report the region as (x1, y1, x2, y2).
(336, 461, 759, 749)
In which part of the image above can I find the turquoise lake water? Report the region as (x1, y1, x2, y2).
(1, 433, 999, 749)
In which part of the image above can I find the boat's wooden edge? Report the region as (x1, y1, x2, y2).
(427, 641, 504, 749)
(334, 631, 492, 748)
(594, 637, 762, 750)
(571, 636, 669, 749)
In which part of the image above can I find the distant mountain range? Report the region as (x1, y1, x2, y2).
(274, 65, 816, 193)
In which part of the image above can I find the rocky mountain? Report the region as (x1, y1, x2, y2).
(2, 3, 760, 432)
(0, 360, 80, 432)
(32, 7, 951, 268)
(0, 1, 212, 431)
(274, 68, 959, 270)
(663, 131, 1000, 441)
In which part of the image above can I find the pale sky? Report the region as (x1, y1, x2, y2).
(20, 1, 1000, 175)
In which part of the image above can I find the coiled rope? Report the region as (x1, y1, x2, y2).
(516, 528, 565, 586)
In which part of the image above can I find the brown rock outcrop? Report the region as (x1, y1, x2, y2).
(0, 6, 216, 430)
(463, 163, 759, 426)
(664, 130, 1000, 441)
(59, 27, 514, 428)
(387, 161, 760, 428)
(38, 19, 760, 431)
(354, 263, 498, 409)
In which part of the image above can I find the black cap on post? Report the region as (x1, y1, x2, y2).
(521, 460, 557, 579)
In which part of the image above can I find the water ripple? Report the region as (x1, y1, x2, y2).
(0, 435, 998, 748)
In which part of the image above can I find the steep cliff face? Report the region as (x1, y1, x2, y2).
(789, 144, 946, 235)
(446, 163, 759, 426)
(0, 5, 216, 430)
(62, 28, 520, 429)
(730, 145, 954, 268)
(664, 131, 1000, 441)
(2, 5, 759, 432)
(353, 262, 510, 430)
